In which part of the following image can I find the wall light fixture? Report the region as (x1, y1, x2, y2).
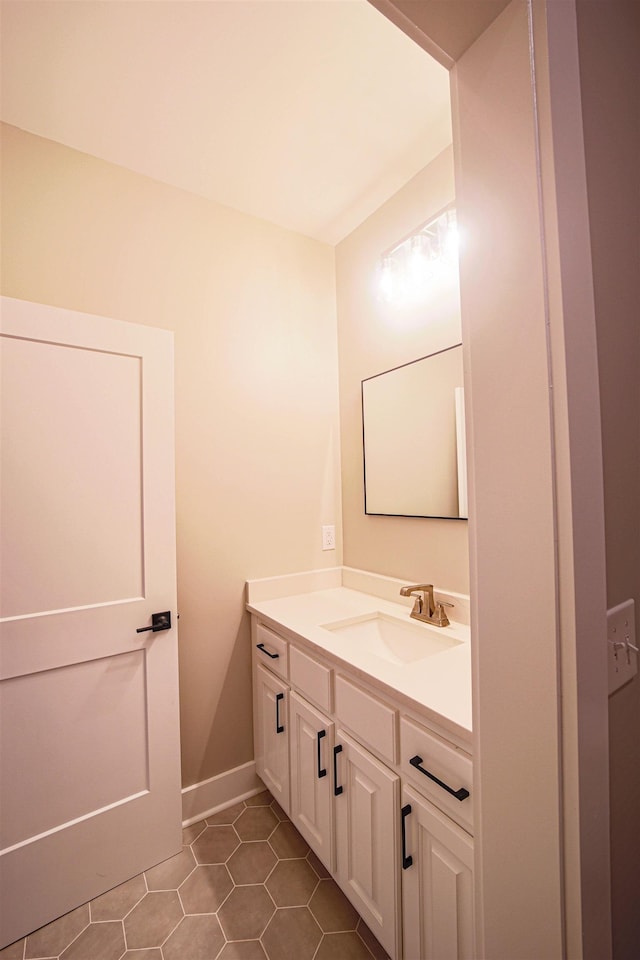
(377, 205, 458, 305)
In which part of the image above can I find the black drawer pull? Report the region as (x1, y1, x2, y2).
(275, 692, 284, 734)
(409, 755, 470, 801)
(257, 643, 279, 659)
(333, 745, 343, 796)
(317, 730, 327, 779)
(401, 803, 413, 869)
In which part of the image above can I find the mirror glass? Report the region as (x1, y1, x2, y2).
(362, 344, 467, 519)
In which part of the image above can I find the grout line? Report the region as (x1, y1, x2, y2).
(264, 885, 277, 911)
(175, 885, 187, 918)
(122, 910, 130, 955)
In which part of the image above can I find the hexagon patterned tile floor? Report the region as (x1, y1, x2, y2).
(1, 790, 389, 960)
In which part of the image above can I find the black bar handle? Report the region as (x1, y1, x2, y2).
(317, 730, 327, 779)
(137, 611, 171, 634)
(333, 744, 343, 796)
(257, 643, 279, 660)
(401, 804, 413, 869)
(409, 755, 470, 801)
(275, 692, 285, 734)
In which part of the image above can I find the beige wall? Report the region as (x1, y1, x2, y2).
(0, 122, 342, 789)
(335, 146, 469, 593)
(576, 3, 640, 957)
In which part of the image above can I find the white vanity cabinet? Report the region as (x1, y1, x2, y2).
(253, 621, 291, 812)
(250, 613, 474, 960)
(399, 715, 474, 959)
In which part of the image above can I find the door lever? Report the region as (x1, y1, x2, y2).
(137, 611, 172, 633)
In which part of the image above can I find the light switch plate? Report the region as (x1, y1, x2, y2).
(607, 599, 637, 695)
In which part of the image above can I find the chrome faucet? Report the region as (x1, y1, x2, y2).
(399, 584, 453, 627)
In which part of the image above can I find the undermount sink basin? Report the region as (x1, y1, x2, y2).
(321, 612, 462, 665)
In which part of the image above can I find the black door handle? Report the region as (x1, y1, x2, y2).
(137, 611, 171, 633)
(401, 803, 413, 869)
(317, 730, 327, 779)
(409, 755, 470, 801)
(256, 643, 279, 659)
(275, 693, 285, 734)
(333, 744, 343, 796)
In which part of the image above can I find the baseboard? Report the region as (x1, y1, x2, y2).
(181, 761, 263, 826)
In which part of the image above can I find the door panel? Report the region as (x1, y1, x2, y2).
(334, 729, 400, 960)
(0, 297, 181, 949)
(402, 785, 474, 960)
(1, 337, 143, 618)
(289, 690, 334, 871)
(1, 651, 148, 848)
(254, 662, 290, 812)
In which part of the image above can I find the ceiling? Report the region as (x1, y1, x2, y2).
(0, 0, 451, 245)
(368, 0, 511, 67)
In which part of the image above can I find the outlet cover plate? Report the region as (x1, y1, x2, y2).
(322, 524, 335, 551)
(607, 599, 637, 695)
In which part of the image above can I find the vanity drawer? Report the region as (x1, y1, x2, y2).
(335, 675, 396, 764)
(290, 645, 332, 713)
(254, 623, 288, 679)
(400, 717, 473, 833)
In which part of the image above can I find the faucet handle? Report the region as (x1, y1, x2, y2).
(433, 600, 453, 626)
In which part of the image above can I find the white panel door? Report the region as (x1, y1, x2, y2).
(334, 729, 400, 960)
(0, 297, 181, 948)
(253, 663, 290, 813)
(402, 785, 475, 960)
(289, 690, 334, 872)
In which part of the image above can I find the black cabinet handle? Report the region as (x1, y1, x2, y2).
(333, 745, 343, 796)
(409, 755, 470, 801)
(317, 730, 327, 779)
(257, 643, 279, 659)
(275, 692, 284, 734)
(401, 804, 413, 869)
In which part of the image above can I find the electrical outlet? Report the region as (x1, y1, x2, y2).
(607, 599, 637, 695)
(322, 524, 335, 551)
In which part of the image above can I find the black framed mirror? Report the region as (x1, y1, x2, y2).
(362, 344, 467, 519)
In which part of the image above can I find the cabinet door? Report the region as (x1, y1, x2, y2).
(253, 662, 290, 813)
(402, 785, 474, 960)
(289, 691, 334, 872)
(334, 729, 400, 960)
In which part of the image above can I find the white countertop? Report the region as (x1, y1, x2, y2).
(246, 569, 472, 744)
